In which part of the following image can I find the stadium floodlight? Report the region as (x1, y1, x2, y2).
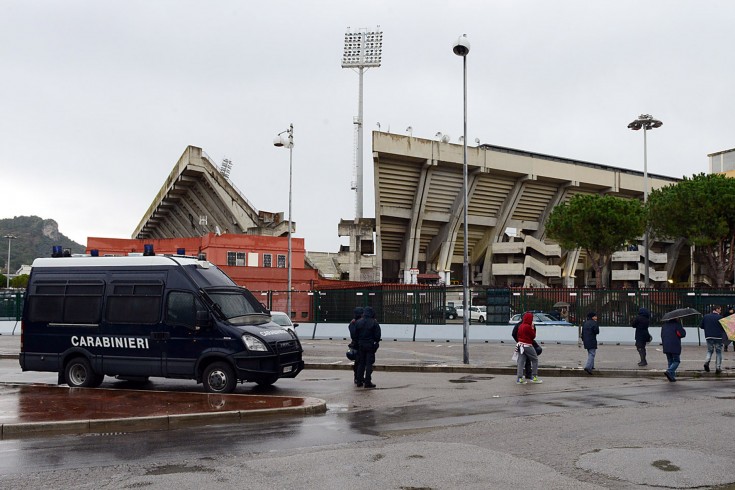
(342, 27, 383, 219)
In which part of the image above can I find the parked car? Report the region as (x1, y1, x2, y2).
(508, 312, 573, 327)
(427, 306, 458, 320)
(270, 311, 298, 333)
(456, 306, 485, 323)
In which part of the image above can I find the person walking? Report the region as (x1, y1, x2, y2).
(515, 312, 542, 384)
(700, 305, 724, 374)
(661, 318, 686, 382)
(348, 307, 364, 385)
(582, 312, 599, 375)
(632, 307, 652, 366)
(354, 306, 381, 388)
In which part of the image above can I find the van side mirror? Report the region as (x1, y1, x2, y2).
(196, 310, 211, 329)
(293, 323, 299, 328)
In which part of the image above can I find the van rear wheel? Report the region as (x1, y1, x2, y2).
(203, 362, 236, 393)
(65, 357, 104, 388)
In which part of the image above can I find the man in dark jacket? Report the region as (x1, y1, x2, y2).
(661, 318, 686, 382)
(348, 307, 364, 385)
(582, 312, 599, 375)
(632, 307, 651, 366)
(354, 306, 381, 388)
(700, 305, 724, 374)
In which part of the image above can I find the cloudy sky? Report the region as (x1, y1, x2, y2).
(2, 1, 732, 252)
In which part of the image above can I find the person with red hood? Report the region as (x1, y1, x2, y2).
(516, 311, 543, 384)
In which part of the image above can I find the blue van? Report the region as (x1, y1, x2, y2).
(19, 255, 303, 393)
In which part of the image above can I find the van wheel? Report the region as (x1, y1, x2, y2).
(255, 375, 278, 387)
(447, 314, 456, 320)
(203, 362, 236, 393)
(479, 316, 485, 323)
(65, 358, 104, 388)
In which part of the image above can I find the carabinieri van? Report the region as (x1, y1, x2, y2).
(19, 254, 304, 393)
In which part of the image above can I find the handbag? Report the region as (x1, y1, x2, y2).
(646, 333, 653, 343)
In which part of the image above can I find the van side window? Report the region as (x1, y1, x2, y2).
(106, 282, 163, 324)
(27, 280, 104, 324)
(166, 291, 202, 328)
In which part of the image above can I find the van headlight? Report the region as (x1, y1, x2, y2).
(242, 334, 268, 352)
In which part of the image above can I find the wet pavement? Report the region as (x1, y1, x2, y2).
(0, 333, 733, 438)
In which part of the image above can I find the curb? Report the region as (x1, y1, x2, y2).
(303, 362, 730, 379)
(0, 392, 327, 440)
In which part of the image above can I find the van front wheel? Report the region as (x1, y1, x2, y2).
(65, 357, 104, 388)
(203, 362, 236, 393)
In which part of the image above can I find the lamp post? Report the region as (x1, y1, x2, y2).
(627, 114, 662, 288)
(453, 34, 470, 364)
(3, 235, 16, 289)
(273, 124, 294, 318)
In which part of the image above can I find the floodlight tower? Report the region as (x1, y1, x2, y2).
(342, 27, 383, 219)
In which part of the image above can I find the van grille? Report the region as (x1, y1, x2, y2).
(274, 340, 300, 353)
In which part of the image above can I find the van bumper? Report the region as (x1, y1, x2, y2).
(231, 354, 304, 381)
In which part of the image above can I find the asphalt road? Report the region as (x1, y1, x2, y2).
(0, 360, 734, 489)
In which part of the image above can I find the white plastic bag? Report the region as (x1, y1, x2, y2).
(511, 351, 518, 362)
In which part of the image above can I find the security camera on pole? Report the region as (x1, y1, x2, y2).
(453, 34, 470, 365)
(274, 125, 294, 319)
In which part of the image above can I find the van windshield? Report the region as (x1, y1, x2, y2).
(206, 289, 270, 326)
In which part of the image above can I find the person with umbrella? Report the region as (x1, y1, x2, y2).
(700, 305, 724, 374)
(660, 308, 698, 382)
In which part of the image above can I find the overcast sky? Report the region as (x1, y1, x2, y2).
(2, 1, 733, 252)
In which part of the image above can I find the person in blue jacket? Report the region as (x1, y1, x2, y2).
(661, 318, 686, 382)
(582, 312, 599, 375)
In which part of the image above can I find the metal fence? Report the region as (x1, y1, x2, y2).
(0, 291, 23, 321)
(4, 287, 732, 326)
(507, 288, 735, 328)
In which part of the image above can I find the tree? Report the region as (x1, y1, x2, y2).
(647, 173, 735, 287)
(546, 194, 645, 288)
(9, 274, 29, 289)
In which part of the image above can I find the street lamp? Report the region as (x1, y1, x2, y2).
(453, 34, 470, 365)
(274, 124, 294, 319)
(628, 114, 662, 288)
(3, 235, 17, 289)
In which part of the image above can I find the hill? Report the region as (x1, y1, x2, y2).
(0, 216, 85, 273)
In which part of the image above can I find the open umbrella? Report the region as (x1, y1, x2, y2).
(553, 301, 570, 308)
(719, 316, 735, 341)
(661, 307, 701, 321)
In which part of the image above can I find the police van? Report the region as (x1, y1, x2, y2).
(19, 253, 304, 393)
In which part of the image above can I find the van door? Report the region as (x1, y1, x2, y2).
(101, 278, 166, 377)
(163, 290, 221, 377)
